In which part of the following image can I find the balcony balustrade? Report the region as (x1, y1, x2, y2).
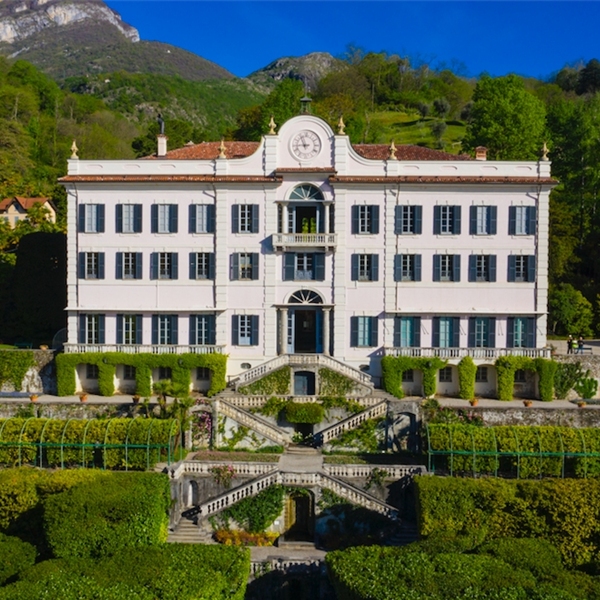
(383, 347, 551, 360)
(64, 344, 225, 355)
(272, 233, 337, 250)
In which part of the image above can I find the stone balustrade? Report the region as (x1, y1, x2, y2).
(323, 464, 426, 479)
(383, 347, 552, 360)
(317, 401, 388, 445)
(64, 343, 224, 355)
(179, 461, 278, 477)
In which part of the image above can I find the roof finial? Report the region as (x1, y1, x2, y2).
(268, 115, 277, 135)
(70, 140, 79, 159)
(218, 138, 226, 159)
(388, 140, 397, 160)
(337, 116, 345, 135)
(541, 141, 549, 161)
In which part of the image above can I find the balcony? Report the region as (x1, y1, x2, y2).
(64, 344, 225, 355)
(272, 233, 337, 250)
(383, 347, 552, 360)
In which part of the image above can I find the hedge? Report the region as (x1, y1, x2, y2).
(496, 356, 556, 401)
(43, 472, 170, 559)
(0, 417, 179, 469)
(0, 533, 36, 585)
(416, 476, 600, 567)
(56, 352, 227, 397)
(381, 356, 447, 399)
(457, 356, 476, 400)
(285, 401, 324, 424)
(238, 367, 290, 395)
(426, 423, 600, 478)
(0, 350, 35, 391)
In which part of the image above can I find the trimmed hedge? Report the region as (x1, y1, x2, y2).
(0, 533, 36, 585)
(43, 472, 170, 559)
(496, 356, 556, 401)
(238, 366, 290, 395)
(457, 356, 476, 400)
(381, 356, 447, 399)
(285, 401, 324, 424)
(56, 352, 227, 397)
(0, 350, 35, 391)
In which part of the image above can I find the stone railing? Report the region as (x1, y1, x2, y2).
(178, 461, 278, 477)
(215, 400, 290, 446)
(223, 395, 382, 408)
(250, 558, 323, 577)
(271, 233, 337, 249)
(64, 343, 224, 355)
(234, 355, 289, 387)
(323, 464, 427, 479)
(383, 347, 552, 360)
(316, 401, 388, 446)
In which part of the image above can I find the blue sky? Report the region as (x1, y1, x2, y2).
(105, 1, 597, 79)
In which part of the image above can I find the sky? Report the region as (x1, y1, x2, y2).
(104, 1, 598, 80)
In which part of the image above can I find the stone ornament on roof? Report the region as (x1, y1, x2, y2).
(388, 140, 397, 160)
(542, 142, 549, 161)
(337, 116, 345, 135)
(70, 140, 79, 159)
(268, 116, 277, 135)
(218, 139, 227, 159)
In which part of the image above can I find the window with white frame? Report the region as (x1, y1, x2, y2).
(514, 206, 528, 235)
(475, 366, 488, 382)
(350, 316, 378, 347)
(469, 255, 496, 282)
(191, 252, 214, 280)
(513, 317, 527, 348)
(192, 204, 214, 234)
(351, 254, 378, 281)
(434, 205, 460, 235)
(296, 253, 313, 280)
(440, 255, 453, 281)
(238, 315, 253, 346)
(121, 204, 136, 233)
(123, 365, 136, 380)
(157, 205, 170, 234)
(190, 314, 216, 345)
(79, 204, 104, 233)
(439, 367, 452, 382)
(395, 205, 422, 234)
(159, 253, 173, 279)
(239, 205, 253, 233)
(123, 314, 138, 345)
(85, 205, 98, 232)
(86, 315, 101, 344)
(438, 317, 453, 348)
(401, 255, 415, 281)
(514, 256, 527, 282)
(86, 253, 100, 279)
(239, 253, 253, 280)
(123, 252, 138, 279)
(157, 315, 175, 345)
(440, 205, 453, 234)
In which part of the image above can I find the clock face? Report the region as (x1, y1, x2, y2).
(291, 130, 322, 160)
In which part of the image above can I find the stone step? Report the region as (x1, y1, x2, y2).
(276, 539, 316, 551)
(286, 445, 320, 455)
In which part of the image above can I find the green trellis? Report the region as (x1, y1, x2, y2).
(425, 423, 600, 479)
(0, 417, 179, 470)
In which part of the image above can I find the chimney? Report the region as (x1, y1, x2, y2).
(475, 146, 487, 161)
(157, 134, 167, 157)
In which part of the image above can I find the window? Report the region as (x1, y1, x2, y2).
(432, 317, 460, 348)
(123, 365, 136, 380)
(189, 253, 215, 280)
(230, 253, 259, 280)
(439, 367, 452, 382)
(150, 253, 178, 280)
(394, 254, 421, 282)
(468, 317, 496, 348)
(152, 315, 178, 345)
(351, 254, 379, 282)
(116, 204, 142, 233)
(189, 204, 215, 233)
(507, 316, 536, 348)
(469, 205, 497, 235)
(402, 370, 414, 382)
(197, 367, 211, 380)
(350, 316, 378, 347)
(393, 316, 421, 347)
(189, 314, 216, 345)
(151, 204, 178, 234)
(514, 369, 527, 383)
(232, 315, 259, 346)
(434, 205, 461, 235)
(433, 255, 461, 282)
(78, 252, 104, 279)
(158, 367, 172, 381)
(86, 364, 99, 379)
(283, 253, 325, 281)
(509, 206, 536, 235)
(78, 204, 105, 233)
(117, 314, 142, 345)
(232, 204, 259, 234)
(394, 205, 422, 234)
(116, 252, 143, 280)
(351, 205, 379, 234)
(78, 314, 105, 344)
(475, 366, 488, 382)
(508, 255, 536, 283)
(468, 255, 496, 282)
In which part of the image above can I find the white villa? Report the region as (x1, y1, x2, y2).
(60, 111, 554, 396)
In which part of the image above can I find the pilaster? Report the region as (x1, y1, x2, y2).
(332, 190, 347, 359)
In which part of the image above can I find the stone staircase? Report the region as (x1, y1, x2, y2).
(383, 522, 419, 547)
(167, 518, 215, 544)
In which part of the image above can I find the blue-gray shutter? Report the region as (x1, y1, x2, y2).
(97, 205, 105, 233)
(232, 315, 239, 345)
(232, 205, 239, 233)
(394, 254, 402, 282)
(432, 317, 440, 347)
(150, 253, 158, 280)
(78, 205, 85, 232)
(251, 205, 259, 233)
(468, 317, 476, 347)
(189, 315, 197, 345)
(371, 206, 380, 234)
(393, 317, 401, 347)
(469, 206, 477, 235)
(452, 317, 461, 347)
(527, 255, 536, 282)
(369, 317, 378, 347)
(508, 206, 516, 235)
(452, 206, 461, 234)
(116, 204, 123, 233)
(189, 205, 197, 233)
(283, 253, 295, 281)
(468, 255, 477, 282)
(489, 206, 497, 235)
(171, 253, 178, 280)
(527, 206, 537, 235)
(371, 254, 379, 281)
(488, 318, 496, 348)
(169, 205, 178, 233)
(351, 254, 359, 281)
(351, 206, 359, 234)
(413, 317, 421, 347)
(526, 317, 536, 348)
(207, 205, 215, 233)
(394, 206, 402, 234)
(135, 253, 143, 279)
(453, 255, 461, 282)
(151, 205, 158, 233)
(135, 315, 143, 344)
(98, 315, 105, 344)
(350, 316, 359, 347)
(251, 315, 259, 345)
(414, 255, 422, 282)
(208, 253, 215, 280)
(506, 317, 515, 347)
(115, 252, 123, 279)
(251, 253, 259, 280)
(314, 253, 325, 281)
(152, 315, 159, 344)
(189, 252, 197, 279)
(433, 205, 441, 234)
(78, 252, 85, 279)
(230, 253, 239, 280)
(170, 315, 178, 345)
(97, 253, 105, 279)
(507, 255, 516, 282)
(208, 315, 216, 345)
(489, 255, 497, 282)
(134, 204, 142, 233)
(432, 255, 440, 281)
(414, 206, 422, 234)
(78, 314, 86, 343)
(116, 314, 123, 344)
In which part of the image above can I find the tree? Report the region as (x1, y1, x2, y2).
(461, 75, 546, 160)
(548, 283, 594, 336)
(577, 59, 600, 95)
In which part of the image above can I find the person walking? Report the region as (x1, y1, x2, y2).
(567, 335, 574, 354)
(577, 336, 585, 354)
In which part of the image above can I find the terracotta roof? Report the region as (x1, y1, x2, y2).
(0, 197, 51, 211)
(144, 141, 261, 160)
(352, 144, 470, 161)
(329, 176, 557, 185)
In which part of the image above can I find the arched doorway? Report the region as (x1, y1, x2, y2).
(284, 184, 326, 234)
(284, 490, 314, 542)
(286, 290, 323, 354)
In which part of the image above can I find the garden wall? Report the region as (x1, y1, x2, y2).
(467, 405, 600, 427)
(0, 349, 55, 395)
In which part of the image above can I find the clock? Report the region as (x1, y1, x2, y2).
(291, 130, 322, 160)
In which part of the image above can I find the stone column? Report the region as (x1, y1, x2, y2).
(323, 307, 331, 356)
(323, 202, 330, 234)
(279, 308, 288, 354)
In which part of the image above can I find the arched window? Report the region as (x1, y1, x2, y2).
(288, 289, 323, 304)
(289, 184, 324, 201)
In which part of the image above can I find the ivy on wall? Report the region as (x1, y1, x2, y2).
(56, 352, 227, 397)
(381, 356, 447, 399)
(495, 356, 556, 401)
(318, 368, 357, 396)
(457, 356, 477, 400)
(329, 417, 385, 453)
(285, 402, 324, 424)
(0, 350, 35, 391)
(238, 367, 290, 396)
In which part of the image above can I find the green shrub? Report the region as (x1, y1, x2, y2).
(574, 375, 598, 399)
(218, 484, 285, 533)
(318, 368, 356, 396)
(381, 356, 447, 399)
(238, 367, 290, 395)
(285, 402, 324, 423)
(0, 351, 35, 391)
(0, 533, 36, 585)
(329, 417, 385, 453)
(534, 357, 557, 401)
(554, 362, 585, 399)
(457, 356, 477, 400)
(43, 472, 170, 559)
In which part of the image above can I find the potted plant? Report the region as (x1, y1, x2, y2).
(29, 394, 38, 402)
(132, 394, 141, 404)
(469, 399, 479, 407)
(79, 393, 88, 403)
(577, 400, 587, 408)
(523, 400, 533, 407)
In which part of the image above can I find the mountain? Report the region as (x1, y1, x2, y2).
(0, 0, 233, 81)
